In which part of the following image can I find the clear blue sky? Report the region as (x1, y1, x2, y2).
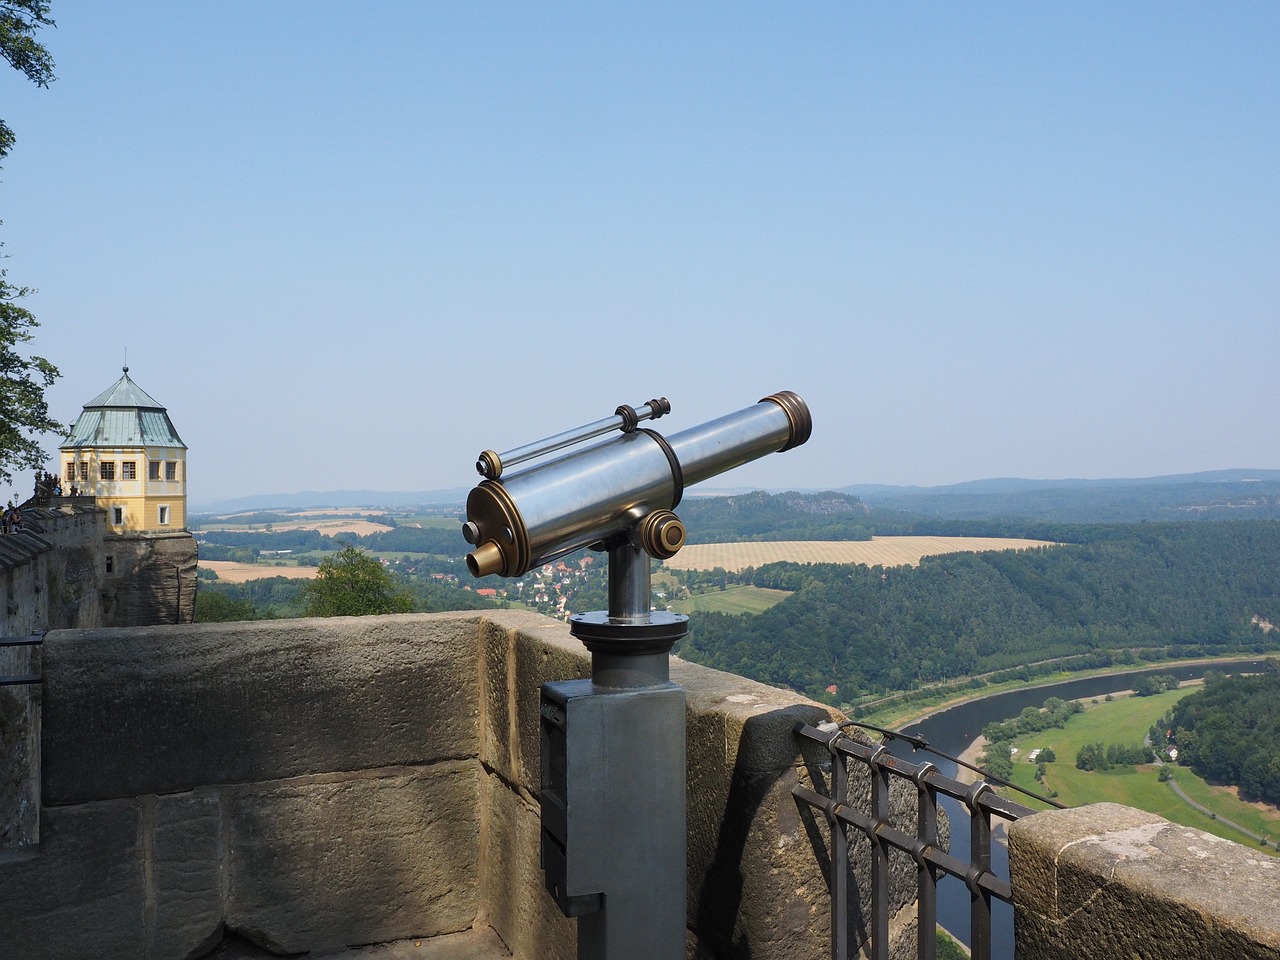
(4, 3, 1278, 506)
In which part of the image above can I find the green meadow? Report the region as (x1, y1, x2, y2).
(671, 585, 793, 616)
(1003, 687, 1280, 851)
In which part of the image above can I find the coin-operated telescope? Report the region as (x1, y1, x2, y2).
(461, 391, 811, 960)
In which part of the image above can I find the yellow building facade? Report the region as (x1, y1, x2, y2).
(60, 367, 188, 533)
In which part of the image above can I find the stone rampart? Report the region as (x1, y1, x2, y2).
(1010, 802, 1280, 960)
(102, 531, 198, 627)
(0, 610, 860, 960)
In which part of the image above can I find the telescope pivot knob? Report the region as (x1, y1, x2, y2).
(635, 510, 686, 560)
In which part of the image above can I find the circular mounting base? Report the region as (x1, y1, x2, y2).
(569, 610, 689, 655)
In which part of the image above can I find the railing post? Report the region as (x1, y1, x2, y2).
(829, 729, 850, 960)
(967, 782, 993, 960)
(869, 745, 890, 960)
(914, 763, 938, 960)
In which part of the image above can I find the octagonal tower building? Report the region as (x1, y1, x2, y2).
(60, 366, 188, 533)
(59, 367, 196, 625)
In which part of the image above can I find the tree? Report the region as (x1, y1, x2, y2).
(303, 546, 414, 618)
(194, 589, 259, 623)
(0, 2, 59, 485)
(1, 2, 55, 159)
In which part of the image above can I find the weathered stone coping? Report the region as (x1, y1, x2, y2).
(1010, 802, 1280, 960)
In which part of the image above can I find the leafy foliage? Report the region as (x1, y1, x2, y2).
(302, 546, 413, 618)
(678, 521, 1280, 701)
(677, 490, 873, 543)
(194, 589, 258, 623)
(0, 281, 61, 483)
(0, 2, 58, 484)
(1075, 741, 1154, 771)
(0, 1, 55, 160)
(1133, 674, 1180, 696)
(1170, 666, 1280, 805)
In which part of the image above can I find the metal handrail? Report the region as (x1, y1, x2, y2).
(0, 634, 44, 686)
(794, 721, 1037, 960)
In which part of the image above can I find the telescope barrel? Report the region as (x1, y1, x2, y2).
(667, 391, 810, 487)
(465, 391, 810, 578)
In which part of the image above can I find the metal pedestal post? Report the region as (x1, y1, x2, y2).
(541, 541, 688, 960)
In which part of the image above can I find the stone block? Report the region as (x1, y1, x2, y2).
(149, 790, 225, 959)
(227, 763, 481, 956)
(479, 771, 576, 960)
(44, 614, 481, 802)
(0, 799, 145, 959)
(1010, 802, 1280, 960)
(498, 613, 589, 792)
(677, 658, 838, 960)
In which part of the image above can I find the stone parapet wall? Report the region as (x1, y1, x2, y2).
(1010, 802, 1280, 960)
(0, 610, 857, 960)
(475, 611, 852, 960)
(1, 501, 107, 635)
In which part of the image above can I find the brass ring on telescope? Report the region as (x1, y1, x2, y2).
(476, 450, 503, 480)
(638, 428, 685, 508)
(760, 391, 813, 451)
(636, 510, 686, 560)
(464, 480, 531, 576)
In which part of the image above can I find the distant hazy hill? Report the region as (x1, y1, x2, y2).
(194, 488, 470, 514)
(842, 470, 1280, 523)
(193, 469, 1280, 524)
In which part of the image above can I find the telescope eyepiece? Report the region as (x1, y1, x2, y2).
(467, 540, 505, 578)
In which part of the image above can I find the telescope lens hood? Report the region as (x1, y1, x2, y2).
(760, 391, 812, 451)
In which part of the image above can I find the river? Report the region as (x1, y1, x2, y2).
(884, 659, 1267, 960)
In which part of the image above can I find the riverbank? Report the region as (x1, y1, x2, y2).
(955, 735, 986, 786)
(866, 654, 1269, 730)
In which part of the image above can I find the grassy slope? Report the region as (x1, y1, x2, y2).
(1005, 688, 1280, 850)
(671, 586, 793, 616)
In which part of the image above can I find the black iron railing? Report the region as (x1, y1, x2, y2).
(0, 635, 43, 686)
(794, 721, 1038, 960)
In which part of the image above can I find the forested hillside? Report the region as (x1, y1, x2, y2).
(847, 471, 1280, 523)
(1169, 666, 1280, 806)
(676, 521, 1280, 702)
(678, 491, 873, 542)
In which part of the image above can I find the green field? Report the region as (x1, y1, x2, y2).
(1003, 688, 1280, 851)
(671, 585, 793, 616)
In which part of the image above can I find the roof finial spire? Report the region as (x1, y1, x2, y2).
(123, 346, 128, 375)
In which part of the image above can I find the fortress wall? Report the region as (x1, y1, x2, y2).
(1010, 803, 1280, 960)
(101, 531, 198, 628)
(0, 610, 881, 960)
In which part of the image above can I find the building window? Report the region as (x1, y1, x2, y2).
(100, 462, 116, 481)
(65, 461, 75, 481)
(122, 461, 137, 480)
(105, 556, 114, 574)
(158, 505, 170, 526)
(149, 461, 160, 481)
(165, 462, 178, 481)
(78, 462, 89, 482)
(112, 506, 124, 525)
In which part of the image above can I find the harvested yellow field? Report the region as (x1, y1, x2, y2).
(201, 561, 318, 583)
(203, 518, 393, 536)
(662, 536, 1057, 572)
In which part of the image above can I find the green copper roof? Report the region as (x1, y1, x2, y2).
(62, 367, 187, 449)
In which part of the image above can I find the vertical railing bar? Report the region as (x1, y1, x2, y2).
(969, 786, 993, 960)
(915, 765, 938, 960)
(870, 747, 889, 960)
(792, 725, 1033, 960)
(832, 737, 850, 960)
